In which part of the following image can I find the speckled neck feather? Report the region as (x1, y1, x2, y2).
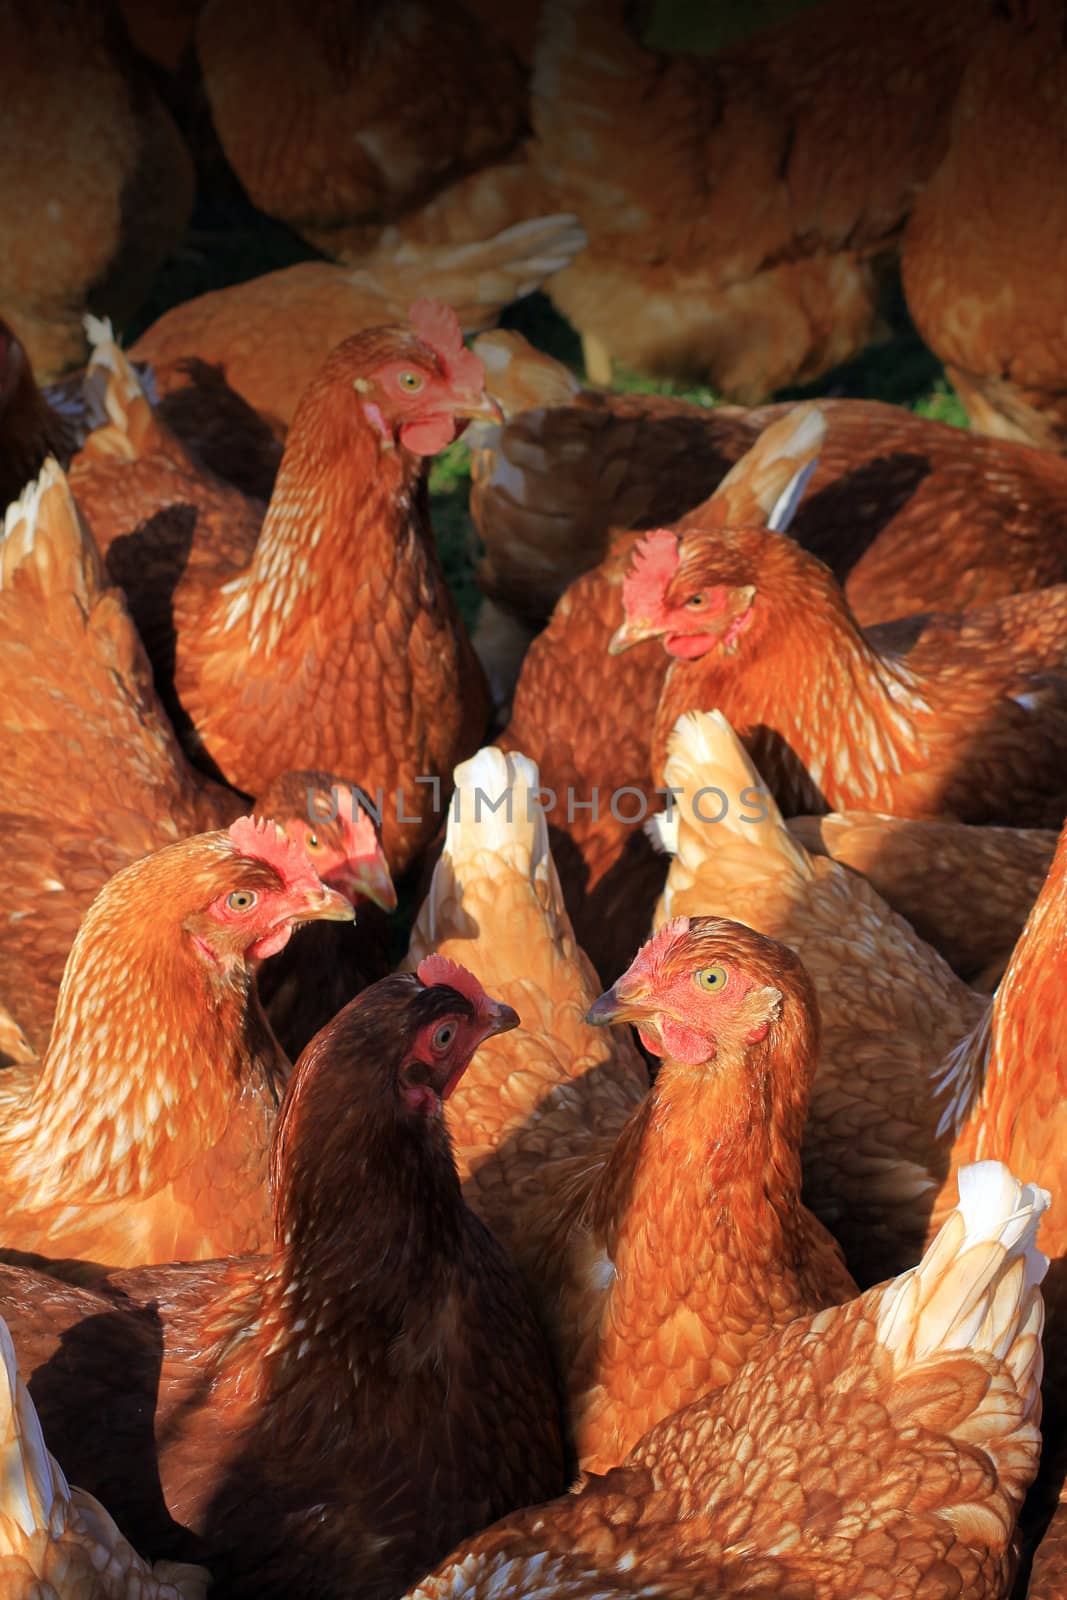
(653, 535, 931, 809)
(217, 399, 423, 654)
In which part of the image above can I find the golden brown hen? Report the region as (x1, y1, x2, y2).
(409, 751, 855, 1474)
(0, 818, 352, 1270)
(651, 704, 1067, 1377)
(649, 708, 989, 1287)
(615, 411, 1067, 827)
(407, 1161, 1047, 1600)
(490, 390, 1067, 982)
(70, 303, 495, 874)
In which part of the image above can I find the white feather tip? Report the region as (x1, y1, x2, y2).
(956, 1160, 1050, 1292)
(768, 455, 819, 534)
(82, 313, 115, 349)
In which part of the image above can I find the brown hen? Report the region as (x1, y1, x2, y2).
(71, 303, 494, 874)
(615, 410, 1067, 827)
(649, 708, 989, 1287)
(409, 753, 854, 1473)
(0, 818, 352, 1269)
(408, 1161, 1046, 1600)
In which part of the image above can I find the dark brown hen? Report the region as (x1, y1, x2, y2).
(0, 966, 565, 1599)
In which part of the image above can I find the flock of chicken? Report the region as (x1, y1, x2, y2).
(3, 1, 1067, 1599)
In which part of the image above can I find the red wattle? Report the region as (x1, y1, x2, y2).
(400, 414, 458, 456)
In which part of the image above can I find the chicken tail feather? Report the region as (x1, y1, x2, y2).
(0, 456, 104, 600)
(0, 1311, 66, 1545)
(648, 710, 814, 908)
(408, 745, 563, 956)
(877, 1160, 1048, 1389)
(81, 313, 163, 458)
(715, 401, 827, 531)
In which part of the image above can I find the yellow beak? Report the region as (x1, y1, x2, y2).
(585, 980, 650, 1027)
(607, 617, 664, 656)
(327, 851, 398, 914)
(299, 883, 357, 924)
(453, 391, 505, 424)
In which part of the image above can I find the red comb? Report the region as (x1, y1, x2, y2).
(622, 529, 681, 625)
(409, 298, 485, 394)
(410, 298, 463, 356)
(416, 954, 489, 1012)
(625, 916, 692, 986)
(228, 814, 320, 891)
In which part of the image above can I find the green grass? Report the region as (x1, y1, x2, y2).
(646, 0, 828, 54)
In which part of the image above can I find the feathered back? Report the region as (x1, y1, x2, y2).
(408, 745, 560, 953)
(878, 1160, 1047, 1393)
(711, 402, 826, 532)
(0, 453, 104, 598)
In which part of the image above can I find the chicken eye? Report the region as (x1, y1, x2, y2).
(305, 833, 322, 852)
(695, 965, 728, 992)
(397, 371, 423, 393)
(432, 1021, 457, 1052)
(684, 593, 708, 610)
(227, 889, 257, 912)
